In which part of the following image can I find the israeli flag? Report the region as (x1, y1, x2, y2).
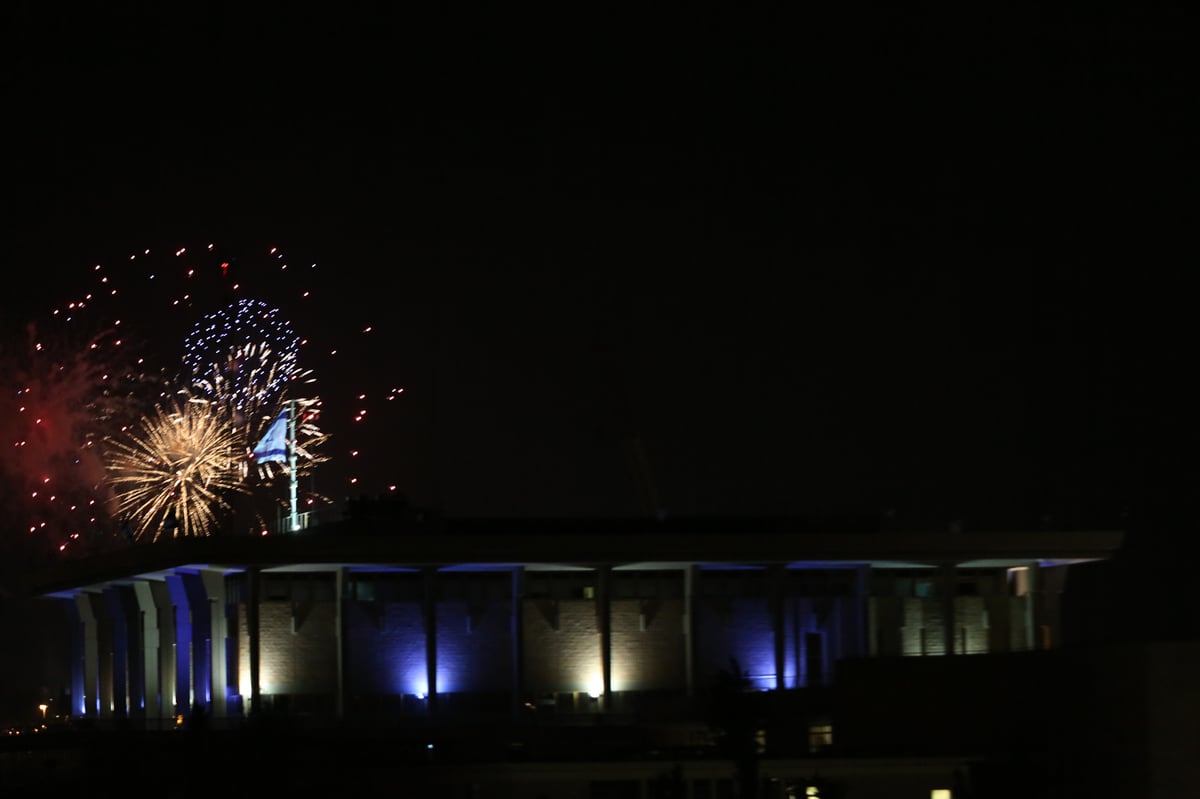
(253, 409, 289, 463)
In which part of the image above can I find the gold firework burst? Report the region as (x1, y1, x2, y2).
(104, 396, 249, 541)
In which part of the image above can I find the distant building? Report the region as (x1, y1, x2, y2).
(17, 515, 1177, 798)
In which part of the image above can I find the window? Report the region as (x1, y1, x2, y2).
(785, 787, 816, 799)
(785, 787, 821, 799)
(808, 721, 833, 753)
(931, 790, 952, 799)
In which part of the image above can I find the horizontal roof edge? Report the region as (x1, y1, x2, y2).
(18, 527, 1125, 598)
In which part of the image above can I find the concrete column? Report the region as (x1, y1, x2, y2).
(179, 573, 212, 714)
(511, 566, 525, 720)
(164, 575, 192, 716)
(684, 565, 696, 698)
(103, 587, 130, 721)
(596, 565, 612, 707)
(64, 601, 85, 718)
(118, 586, 145, 725)
(248, 568, 261, 717)
(133, 583, 162, 723)
(768, 565, 786, 690)
(336, 567, 347, 720)
(200, 571, 229, 720)
(148, 582, 176, 725)
(423, 567, 438, 712)
(1026, 561, 1041, 651)
(76, 592, 116, 720)
(940, 563, 958, 656)
(120, 585, 143, 722)
(854, 564, 871, 658)
(74, 593, 100, 718)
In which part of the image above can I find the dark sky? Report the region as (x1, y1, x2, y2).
(0, 0, 1197, 728)
(1, 4, 1194, 533)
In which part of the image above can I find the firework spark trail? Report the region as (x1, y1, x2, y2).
(1, 240, 407, 558)
(190, 339, 305, 433)
(247, 395, 331, 481)
(0, 317, 154, 551)
(181, 300, 331, 521)
(104, 397, 249, 541)
(184, 298, 303, 421)
(184, 310, 323, 480)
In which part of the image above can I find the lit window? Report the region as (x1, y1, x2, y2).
(931, 790, 952, 799)
(808, 721, 833, 753)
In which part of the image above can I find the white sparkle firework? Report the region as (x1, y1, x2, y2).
(104, 396, 249, 541)
(184, 298, 303, 421)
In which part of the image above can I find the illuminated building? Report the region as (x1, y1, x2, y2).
(20, 514, 1135, 796)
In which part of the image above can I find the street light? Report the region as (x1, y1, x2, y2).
(37, 703, 47, 721)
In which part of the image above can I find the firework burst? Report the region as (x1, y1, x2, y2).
(104, 396, 250, 541)
(184, 298, 303, 421)
(183, 299, 326, 485)
(2, 240, 408, 561)
(0, 316, 155, 556)
(247, 395, 331, 480)
(182, 299, 330, 510)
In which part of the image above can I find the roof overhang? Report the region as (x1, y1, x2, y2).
(22, 522, 1125, 599)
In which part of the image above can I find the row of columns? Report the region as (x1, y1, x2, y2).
(64, 561, 1046, 725)
(70, 570, 242, 725)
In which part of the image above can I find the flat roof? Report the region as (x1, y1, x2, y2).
(19, 516, 1125, 598)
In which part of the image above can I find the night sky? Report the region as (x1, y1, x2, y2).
(2, 6, 1194, 531)
(0, 1, 1195, 726)
(1, 9, 1194, 540)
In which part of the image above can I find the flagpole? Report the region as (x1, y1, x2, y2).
(288, 398, 300, 532)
